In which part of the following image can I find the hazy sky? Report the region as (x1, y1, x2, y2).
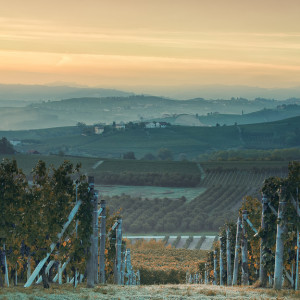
(1, 0, 300, 91)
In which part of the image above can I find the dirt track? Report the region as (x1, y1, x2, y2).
(0, 284, 299, 300)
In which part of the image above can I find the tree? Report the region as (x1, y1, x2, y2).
(0, 159, 93, 288)
(141, 153, 156, 160)
(76, 122, 86, 127)
(123, 152, 136, 159)
(0, 137, 15, 154)
(157, 148, 173, 161)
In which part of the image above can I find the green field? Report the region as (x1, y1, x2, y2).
(94, 159, 200, 174)
(1, 116, 299, 159)
(201, 160, 288, 170)
(0, 154, 201, 186)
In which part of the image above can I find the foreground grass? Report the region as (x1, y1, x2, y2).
(0, 283, 299, 299)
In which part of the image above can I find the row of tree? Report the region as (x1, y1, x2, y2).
(97, 171, 200, 187)
(0, 137, 15, 154)
(198, 148, 300, 162)
(123, 148, 174, 161)
(203, 161, 299, 290)
(105, 189, 233, 233)
(0, 159, 93, 287)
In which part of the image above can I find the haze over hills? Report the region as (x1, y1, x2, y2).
(146, 84, 300, 100)
(152, 103, 300, 127)
(0, 91, 300, 130)
(1, 83, 300, 104)
(0, 83, 133, 104)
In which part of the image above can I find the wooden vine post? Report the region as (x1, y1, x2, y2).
(296, 187, 299, 291)
(86, 176, 97, 288)
(125, 248, 133, 285)
(219, 241, 224, 286)
(273, 187, 287, 290)
(232, 216, 242, 285)
(3, 243, 9, 287)
(226, 227, 232, 286)
(115, 218, 122, 285)
(121, 250, 126, 285)
(204, 263, 208, 284)
(259, 194, 269, 287)
(241, 210, 249, 285)
(213, 250, 217, 285)
(99, 199, 106, 284)
(93, 190, 99, 284)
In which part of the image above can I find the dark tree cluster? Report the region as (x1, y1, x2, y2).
(0, 137, 15, 154)
(97, 171, 201, 187)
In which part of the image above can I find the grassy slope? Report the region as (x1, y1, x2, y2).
(94, 159, 200, 174)
(1, 284, 298, 299)
(1, 116, 299, 159)
(0, 154, 201, 178)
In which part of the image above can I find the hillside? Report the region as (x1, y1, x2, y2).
(1, 95, 300, 130)
(106, 160, 288, 233)
(1, 116, 299, 159)
(0, 83, 133, 102)
(154, 104, 300, 126)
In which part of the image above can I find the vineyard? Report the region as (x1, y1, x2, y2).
(0, 154, 288, 234)
(0, 158, 139, 290)
(106, 161, 289, 233)
(0, 156, 299, 294)
(125, 239, 206, 284)
(0, 154, 202, 187)
(198, 161, 300, 290)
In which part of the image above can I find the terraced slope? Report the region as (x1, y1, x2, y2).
(106, 160, 289, 233)
(196, 161, 288, 211)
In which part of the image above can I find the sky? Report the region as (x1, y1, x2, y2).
(1, 0, 300, 93)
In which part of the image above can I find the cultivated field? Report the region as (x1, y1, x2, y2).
(1, 116, 299, 158)
(0, 154, 291, 233)
(106, 160, 289, 233)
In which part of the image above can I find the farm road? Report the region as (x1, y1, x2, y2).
(200, 236, 216, 250)
(124, 235, 217, 250)
(176, 236, 189, 248)
(92, 160, 104, 169)
(188, 236, 201, 249)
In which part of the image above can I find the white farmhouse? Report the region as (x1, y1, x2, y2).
(94, 126, 104, 134)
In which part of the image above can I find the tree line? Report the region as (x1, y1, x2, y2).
(97, 171, 201, 187)
(198, 148, 300, 162)
(203, 161, 299, 290)
(0, 159, 93, 287)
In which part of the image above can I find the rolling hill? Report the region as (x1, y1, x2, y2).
(1, 116, 299, 159)
(1, 94, 300, 130)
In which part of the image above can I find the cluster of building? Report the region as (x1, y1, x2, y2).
(94, 121, 169, 135)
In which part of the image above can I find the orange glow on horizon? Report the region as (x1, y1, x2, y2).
(0, 0, 300, 90)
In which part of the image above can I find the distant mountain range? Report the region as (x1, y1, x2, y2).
(0, 83, 133, 103)
(1, 83, 300, 103)
(141, 84, 300, 100)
